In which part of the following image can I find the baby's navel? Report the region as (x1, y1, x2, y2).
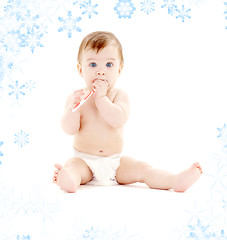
(99, 150, 103, 153)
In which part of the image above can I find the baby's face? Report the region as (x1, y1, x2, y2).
(78, 45, 123, 90)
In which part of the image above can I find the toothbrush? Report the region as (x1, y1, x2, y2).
(72, 89, 96, 112)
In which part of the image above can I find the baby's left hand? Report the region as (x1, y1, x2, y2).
(92, 79, 109, 99)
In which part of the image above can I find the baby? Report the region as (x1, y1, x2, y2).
(53, 31, 202, 193)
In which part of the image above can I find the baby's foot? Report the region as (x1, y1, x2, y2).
(53, 164, 77, 193)
(172, 162, 203, 192)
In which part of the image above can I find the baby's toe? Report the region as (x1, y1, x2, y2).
(53, 176, 57, 183)
(54, 163, 63, 170)
(193, 162, 200, 168)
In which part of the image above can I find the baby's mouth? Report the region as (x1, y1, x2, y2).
(93, 79, 109, 85)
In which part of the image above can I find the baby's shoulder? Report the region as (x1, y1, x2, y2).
(108, 88, 129, 102)
(109, 87, 128, 97)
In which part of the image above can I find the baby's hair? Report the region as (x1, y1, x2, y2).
(77, 31, 124, 65)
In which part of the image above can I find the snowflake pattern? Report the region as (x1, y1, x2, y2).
(83, 226, 99, 239)
(2, 2, 47, 54)
(4, 0, 27, 20)
(82, 225, 140, 239)
(58, 11, 82, 38)
(114, 0, 136, 19)
(73, 0, 87, 8)
(25, 80, 36, 92)
(217, 123, 227, 148)
(81, 0, 98, 19)
(0, 141, 3, 165)
(161, 0, 177, 16)
(161, 0, 191, 22)
(9, 80, 26, 100)
(0, 57, 4, 90)
(187, 219, 227, 239)
(18, 24, 45, 53)
(225, 2, 227, 30)
(187, 219, 215, 239)
(17, 235, 31, 240)
(14, 130, 29, 147)
(141, 0, 155, 14)
(175, 5, 191, 22)
(207, 166, 227, 191)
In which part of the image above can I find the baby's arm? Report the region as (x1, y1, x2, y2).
(61, 89, 84, 135)
(94, 82, 129, 128)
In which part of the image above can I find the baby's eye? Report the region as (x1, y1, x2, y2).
(89, 62, 97, 67)
(106, 62, 113, 67)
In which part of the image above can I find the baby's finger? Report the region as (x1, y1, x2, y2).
(102, 80, 109, 86)
(73, 91, 85, 98)
(73, 89, 83, 94)
(72, 95, 82, 102)
(93, 81, 104, 88)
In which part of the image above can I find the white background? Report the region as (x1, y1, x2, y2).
(0, 0, 227, 239)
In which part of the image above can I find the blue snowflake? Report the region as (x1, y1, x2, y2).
(223, 199, 227, 209)
(14, 130, 29, 147)
(0, 29, 20, 54)
(161, 0, 177, 16)
(18, 24, 45, 53)
(4, 0, 26, 20)
(83, 226, 99, 239)
(0, 56, 4, 88)
(9, 80, 25, 100)
(217, 123, 227, 148)
(82, 225, 140, 239)
(3, 2, 46, 53)
(0, 141, 3, 165)
(73, 0, 86, 8)
(187, 219, 215, 239)
(206, 164, 227, 191)
(81, 0, 98, 19)
(225, 2, 227, 30)
(58, 11, 82, 38)
(25, 80, 36, 92)
(141, 0, 155, 14)
(175, 5, 191, 22)
(17, 235, 31, 240)
(217, 123, 227, 138)
(114, 0, 136, 19)
(218, 230, 227, 239)
(17, 9, 40, 27)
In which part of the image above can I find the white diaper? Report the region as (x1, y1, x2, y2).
(74, 149, 121, 186)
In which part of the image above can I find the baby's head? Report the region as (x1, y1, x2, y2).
(77, 31, 124, 90)
(77, 31, 124, 66)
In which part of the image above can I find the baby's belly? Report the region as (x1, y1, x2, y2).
(73, 128, 124, 156)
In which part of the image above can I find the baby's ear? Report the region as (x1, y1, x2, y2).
(77, 64, 83, 77)
(118, 65, 123, 75)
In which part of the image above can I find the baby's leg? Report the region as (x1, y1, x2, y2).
(116, 157, 202, 192)
(53, 157, 93, 193)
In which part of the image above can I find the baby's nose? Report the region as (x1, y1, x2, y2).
(97, 70, 106, 76)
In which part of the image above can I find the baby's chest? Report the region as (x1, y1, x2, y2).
(80, 106, 106, 129)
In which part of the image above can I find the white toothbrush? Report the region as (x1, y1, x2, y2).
(72, 89, 96, 112)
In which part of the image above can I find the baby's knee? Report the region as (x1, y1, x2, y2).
(64, 157, 83, 167)
(136, 161, 152, 182)
(65, 157, 92, 184)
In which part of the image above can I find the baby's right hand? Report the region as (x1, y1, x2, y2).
(70, 89, 85, 111)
